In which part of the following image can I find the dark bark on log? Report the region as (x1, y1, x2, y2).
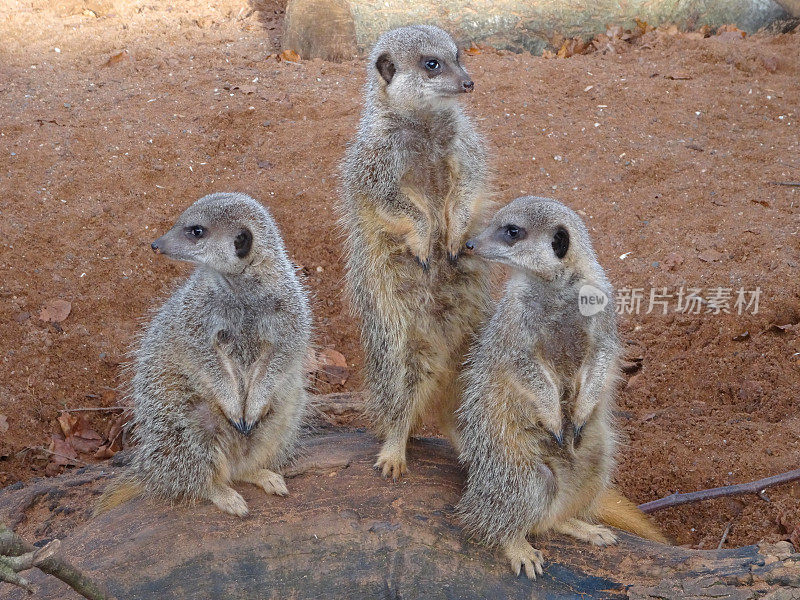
(1, 425, 798, 599)
(282, 0, 796, 60)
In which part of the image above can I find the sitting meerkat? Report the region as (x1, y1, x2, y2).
(97, 192, 312, 517)
(457, 196, 666, 578)
(340, 25, 492, 480)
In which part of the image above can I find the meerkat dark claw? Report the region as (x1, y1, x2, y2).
(447, 251, 461, 264)
(550, 430, 565, 448)
(415, 256, 430, 271)
(573, 424, 584, 448)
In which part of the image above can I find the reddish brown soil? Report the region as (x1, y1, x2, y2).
(1, 0, 798, 549)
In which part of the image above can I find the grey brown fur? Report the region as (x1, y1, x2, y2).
(457, 196, 622, 577)
(340, 25, 492, 479)
(119, 192, 311, 516)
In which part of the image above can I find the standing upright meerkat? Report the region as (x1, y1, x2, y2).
(340, 25, 492, 480)
(457, 196, 666, 578)
(98, 192, 312, 517)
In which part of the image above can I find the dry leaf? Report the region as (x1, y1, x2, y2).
(557, 38, 589, 59)
(0, 414, 8, 433)
(279, 49, 301, 62)
(58, 412, 103, 454)
(48, 435, 78, 465)
(58, 412, 78, 438)
(104, 49, 130, 67)
(105, 409, 133, 451)
(39, 299, 71, 323)
(68, 428, 103, 454)
(464, 43, 482, 56)
(717, 24, 746, 39)
(95, 444, 115, 459)
(634, 18, 654, 36)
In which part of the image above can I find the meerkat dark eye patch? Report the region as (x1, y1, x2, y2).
(234, 228, 252, 258)
(552, 227, 569, 259)
(375, 53, 396, 84)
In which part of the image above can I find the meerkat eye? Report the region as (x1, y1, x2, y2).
(500, 224, 526, 245)
(423, 58, 441, 72)
(185, 225, 205, 239)
(552, 227, 570, 259)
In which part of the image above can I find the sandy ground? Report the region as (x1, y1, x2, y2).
(0, 0, 798, 549)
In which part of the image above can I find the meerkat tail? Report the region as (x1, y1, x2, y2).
(595, 488, 669, 544)
(93, 478, 143, 516)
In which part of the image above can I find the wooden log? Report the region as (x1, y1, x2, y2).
(282, 0, 795, 60)
(775, 0, 800, 16)
(1, 429, 798, 599)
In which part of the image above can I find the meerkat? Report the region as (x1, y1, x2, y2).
(339, 25, 492, 480)
(457, 196, 666, 578)
(97, 192, 312, 517)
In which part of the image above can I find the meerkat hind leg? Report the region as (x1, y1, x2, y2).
(503, 536, 544, 579)
(554, 518, 618, 546)
(206, 484, 249, 517)
(239, 468, 289, 497)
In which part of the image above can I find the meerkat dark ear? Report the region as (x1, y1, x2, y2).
(234, 228, 252, 258)
(375, 53, 396, 84)
(552, 227, 569, 259)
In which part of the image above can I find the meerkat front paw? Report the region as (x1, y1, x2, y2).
(503, 538, 544, 579)
(242, 468, 289, 497)
(208, 485, 249, 517)
(374, 448, 408, 481)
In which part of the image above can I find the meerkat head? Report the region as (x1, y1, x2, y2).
(368, 25, 474, 112)
(151, 192, 284, 276)
(466, 196, 601, 283)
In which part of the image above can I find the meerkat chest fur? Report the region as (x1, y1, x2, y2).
(191, 269, 286, 366)
(395, 113, 461, 203)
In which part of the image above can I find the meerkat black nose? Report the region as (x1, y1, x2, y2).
(465, 239, 475, 250)
(461, 79, 474, 93)
(151, 239, 163, 254)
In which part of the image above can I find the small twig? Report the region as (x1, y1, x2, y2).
(768, 181, 800, 187)
(639, 468, 800, 513)
(61, 406, 127, 413)
(717, 521, 734, 549)
(0, 526, 111, 599)
(36, 447, 90, 466)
